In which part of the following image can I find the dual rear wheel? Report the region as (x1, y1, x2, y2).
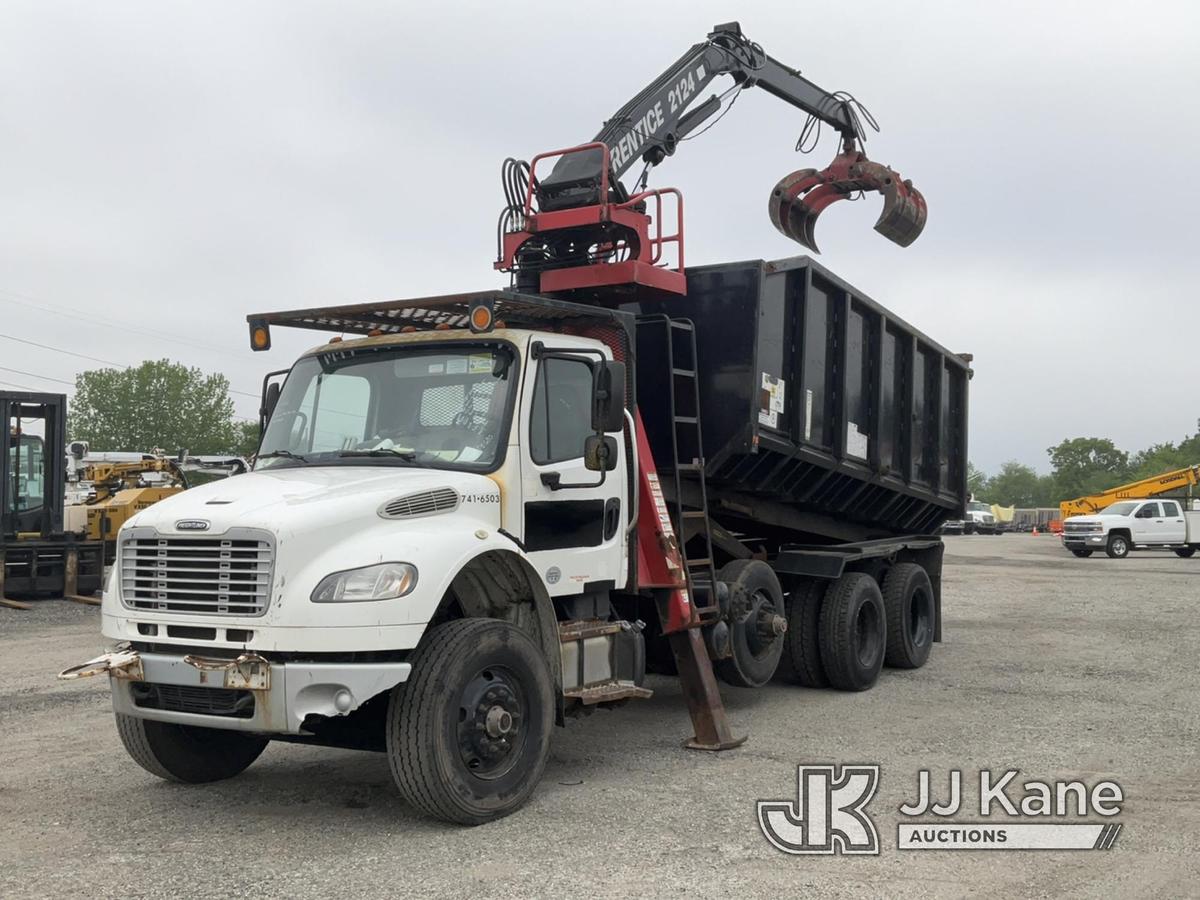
(776, 562, 934, 692)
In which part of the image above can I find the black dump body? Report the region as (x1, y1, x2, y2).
(625, 257, 970, 542)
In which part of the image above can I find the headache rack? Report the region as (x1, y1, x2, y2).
(247, 289, 635, 347)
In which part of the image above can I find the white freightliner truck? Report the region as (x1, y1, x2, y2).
(61, 264, 968, 825)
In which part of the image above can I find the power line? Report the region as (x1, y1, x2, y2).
(0, 330, 261, 399)
(0, 365, 74, 386)
(0, 331, 129, 368)
(0, 287, 241, 358)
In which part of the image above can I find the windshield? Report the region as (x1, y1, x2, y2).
(8, 434, 46, 511)
(1099, 501, 1137, 516)
(968, 501, 991, 512)
(257, 343, 516, 471)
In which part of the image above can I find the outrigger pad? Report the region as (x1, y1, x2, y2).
(768, 150, 927, 252)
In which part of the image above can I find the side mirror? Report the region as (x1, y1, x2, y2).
(261, 381, 282, 433)
(583, 435, 619, 472)
(591, 360, 626, 433)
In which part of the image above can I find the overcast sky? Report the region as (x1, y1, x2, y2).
(2, 1, 1198, 472)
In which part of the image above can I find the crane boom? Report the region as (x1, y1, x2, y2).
(1060, 465, 1200, 518)
(538, 23, 861, 209)
(496, 21, 926, 299)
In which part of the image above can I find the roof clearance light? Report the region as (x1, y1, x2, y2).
(469, 301, 495, 333)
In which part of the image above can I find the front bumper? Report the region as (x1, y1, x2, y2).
(1063, 533, 1106, 548)
(61, 649, 411, 734)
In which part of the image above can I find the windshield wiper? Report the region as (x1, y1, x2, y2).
(257, 449, 310, 464)
(337, 448, 418, 460)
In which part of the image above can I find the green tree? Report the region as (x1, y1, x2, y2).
(69, 359, 237, 454)
(983, 460, 1042, 507)
(231, 420, 262, 458)
(1047, 437, 1130, 501)
(1033, 474, 1061, 508)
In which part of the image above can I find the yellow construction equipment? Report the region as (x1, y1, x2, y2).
(1059, 465, 1200, 519)
(80, 456, 187, 554)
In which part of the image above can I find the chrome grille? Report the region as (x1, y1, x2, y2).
(1064, 522, 1099, 533)
(120, 529, 273, 616)
(378, 487, 460, 520)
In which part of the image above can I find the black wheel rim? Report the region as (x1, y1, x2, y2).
(909, 587, 932, 648)
(854, 601, 882, 668)
(456, 665, 526, 780)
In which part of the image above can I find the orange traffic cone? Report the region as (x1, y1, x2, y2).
(1032, 525, 1039, 536)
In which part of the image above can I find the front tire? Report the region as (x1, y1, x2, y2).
(818, 573, 886, 692)
(115, 714, 267, 783)
(1106, 534, 1130, 559)
(386, 618, 553, 825)
(1071, 548, 1093, 558)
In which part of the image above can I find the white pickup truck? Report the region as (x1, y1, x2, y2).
(1061, 499, 1200, 559)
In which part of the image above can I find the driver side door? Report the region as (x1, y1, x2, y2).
(518, 346, 626, 596)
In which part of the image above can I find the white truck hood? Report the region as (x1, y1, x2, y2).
(124, 466, 500, 536)
(1065, 515, 1121, 526)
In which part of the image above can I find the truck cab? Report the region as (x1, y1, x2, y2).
(1062, 499, 1198, 559)
(941, 500, 996, 535)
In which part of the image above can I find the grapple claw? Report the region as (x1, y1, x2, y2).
(768, 150, 926, 252)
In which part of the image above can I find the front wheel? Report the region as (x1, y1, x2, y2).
(386, 618, 553, 825)
(1106, 534, 1130, 559)
(1071, 548, 1093, 558)
(1174, 546, 1196, 558)
(115, 714, 268, 783)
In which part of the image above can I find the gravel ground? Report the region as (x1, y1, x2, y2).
(1, 534, 1197, 898)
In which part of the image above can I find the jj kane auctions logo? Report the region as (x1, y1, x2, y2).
(758, 766, 1124, 854)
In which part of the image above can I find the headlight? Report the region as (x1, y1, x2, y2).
(311, 562, 418, 603)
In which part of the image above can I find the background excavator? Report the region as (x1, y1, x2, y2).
(496, 21, 925, 301)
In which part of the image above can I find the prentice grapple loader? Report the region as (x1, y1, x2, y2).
(496, 21, 927, 300)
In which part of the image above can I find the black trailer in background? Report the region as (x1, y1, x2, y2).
(1, 392, 103, 601)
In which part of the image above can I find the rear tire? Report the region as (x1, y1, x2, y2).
(386, 618, 553, 825)
(115, 713, 267, 783)
(715, 560, 787, 688)
(818, 573, 886, 692)
(777, 578, 828, 688)
(1070, 548, 1092, 558)
(1106, 534, 1130, 559)
(1174, 546, 1196, 558)
(881, 563, 934, 669)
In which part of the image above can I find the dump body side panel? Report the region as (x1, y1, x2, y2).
(626, 256, 970, 543)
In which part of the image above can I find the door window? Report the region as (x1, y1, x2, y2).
(1135, 502, 1161, 518)
(1161, 501, 1182, 517)
(529, 357, 593, 464)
